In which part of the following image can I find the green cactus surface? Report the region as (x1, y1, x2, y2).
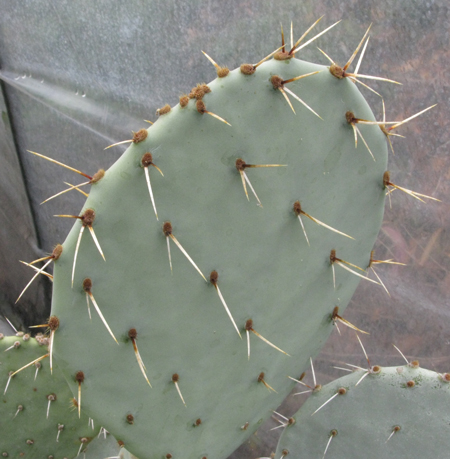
(0, 334, 100, 458)
(42, 34, 390, 459)
(275, 364, 450, 458)
(76, 430, 139, 459)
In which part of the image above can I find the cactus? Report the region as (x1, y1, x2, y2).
(274, 363, 450, 458)
(8, 17, 441, 459)
(0, 334, 100, 458)
(44, 22, 391, 459)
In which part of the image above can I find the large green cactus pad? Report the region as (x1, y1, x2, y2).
(50, 53, 388, 459)
(275, 364, 450, 458)
(0, 335, 99, 458)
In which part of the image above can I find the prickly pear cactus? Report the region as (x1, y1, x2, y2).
(44, 29, 389, 458)
(20, 17, 446, 458)
(275, 364, 450, 458)
(0, 334, 99, 458)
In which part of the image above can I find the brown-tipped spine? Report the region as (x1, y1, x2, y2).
(270, 75, 284, 90)
(179, 95, 189, 107)
(274, 52, 292, 61)
(52, 244, 63, 260)
(128, 328, 137, 340)
(81, 209, 96, 227)
(196, 100, 207, 114)
(331, 306, 339, 320)
(141, 153, 154, 168)
(330, 63, 345, 79)
(293, 201, 302, 216)
(163, 222, 173, 236)
(345, 111, 357, 125)
(217, 67, 230, 78)
(157, 105, 171, 116)
(75, 371, 85, 384)
(189, 84, 211, 100)
(235, 158, 246, 171)
(240, 64, 255, 75)
(210, 270, 218, 286)
(82, 278, 93, 293)
(133, 129, 148, 143)
(48, 316, 60, 331)
(330, 250, 337, 264)
(199, 83, 211, 95)
(91, 169, 105, 184)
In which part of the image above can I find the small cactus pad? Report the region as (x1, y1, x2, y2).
(0, 335, 100, 458)
(275, 365, 450, 458)
(50, 51, 387, 458)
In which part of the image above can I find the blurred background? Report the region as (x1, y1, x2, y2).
(0, 0, 449, 457)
